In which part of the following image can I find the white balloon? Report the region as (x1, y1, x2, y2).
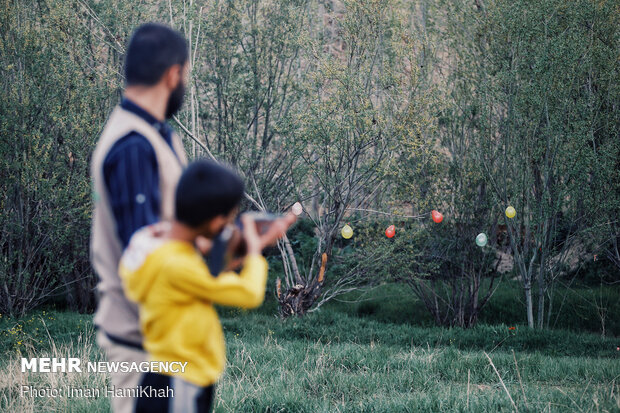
(292, 202, 303, 216)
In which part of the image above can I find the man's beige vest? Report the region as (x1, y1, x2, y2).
(91, 106, 187, 346)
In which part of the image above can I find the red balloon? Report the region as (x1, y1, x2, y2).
(431, 210, 443, 223)
(385, 225, 395, 238)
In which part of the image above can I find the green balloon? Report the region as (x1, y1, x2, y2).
(475, 233, 488, 247)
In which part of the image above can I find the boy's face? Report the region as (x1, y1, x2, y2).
(197, 207, 238, 239)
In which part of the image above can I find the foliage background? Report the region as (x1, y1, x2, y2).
(0, 0, 618, 333)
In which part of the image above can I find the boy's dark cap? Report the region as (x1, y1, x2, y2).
(175, 160, 245, 228)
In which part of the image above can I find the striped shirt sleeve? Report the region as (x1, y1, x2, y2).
(103, 132, 161, 248)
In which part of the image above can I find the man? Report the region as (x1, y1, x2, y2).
(90, 23, 190, 413)
(91, 23, 295, 412)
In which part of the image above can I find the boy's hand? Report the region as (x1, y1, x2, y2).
(241, 212, 297, 256)
(241, 214, 262, 255)
(258, 212, 297, 250)
(195, 236, 213, 255)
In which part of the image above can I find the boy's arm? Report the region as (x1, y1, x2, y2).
(166, 254, 268, 309)
(166, 213, 294, 308)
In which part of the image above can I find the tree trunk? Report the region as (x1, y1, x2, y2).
(278, 253, 327, 317)
(537, 267, 545, 329)
(546, 285, 554, 329)
(524, 283, 534, 328)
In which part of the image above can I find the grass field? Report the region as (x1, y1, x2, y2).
(1, 282, 619, 412)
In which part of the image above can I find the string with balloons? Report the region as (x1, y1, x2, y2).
(474, 205, 516, 248)
(472, 205, 516, 248)
(337, 208, 443, 240)
(287, 201, 522, 246)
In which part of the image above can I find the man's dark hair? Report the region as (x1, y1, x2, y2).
(124, 23, 188, 86)
(175, 160, 245, 228)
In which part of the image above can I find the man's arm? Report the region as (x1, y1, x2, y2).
(103, 133, 161, 248)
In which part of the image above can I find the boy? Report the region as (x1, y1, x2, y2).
(119, 160, 295, 412)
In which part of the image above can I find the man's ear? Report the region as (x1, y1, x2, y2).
(163, 63, 183, 91)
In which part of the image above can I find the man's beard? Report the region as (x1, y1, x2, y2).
(165, 81, 185, 119)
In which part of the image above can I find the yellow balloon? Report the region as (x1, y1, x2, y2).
(341, 224, 353, 239)
(505, 206, 516, 219)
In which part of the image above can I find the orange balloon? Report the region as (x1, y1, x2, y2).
(431, 210, 443, 223)
(385, 225, 395, 238)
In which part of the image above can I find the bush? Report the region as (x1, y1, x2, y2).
(0, 1, 120, 315)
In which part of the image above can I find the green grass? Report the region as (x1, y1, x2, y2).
(0, 312, 108, 412)
(314, 280, 620, 337)
(221, 314, 619, 412)
(1, 305, 619, 412)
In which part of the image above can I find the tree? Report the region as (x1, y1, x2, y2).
(277, 0, 433, 316)
(0, 0, 140, 314)
(184, 0, 310, 208)
(474, 0, 620, 328)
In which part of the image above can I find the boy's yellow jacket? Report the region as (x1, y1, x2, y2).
(119, 225, 268, 387)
